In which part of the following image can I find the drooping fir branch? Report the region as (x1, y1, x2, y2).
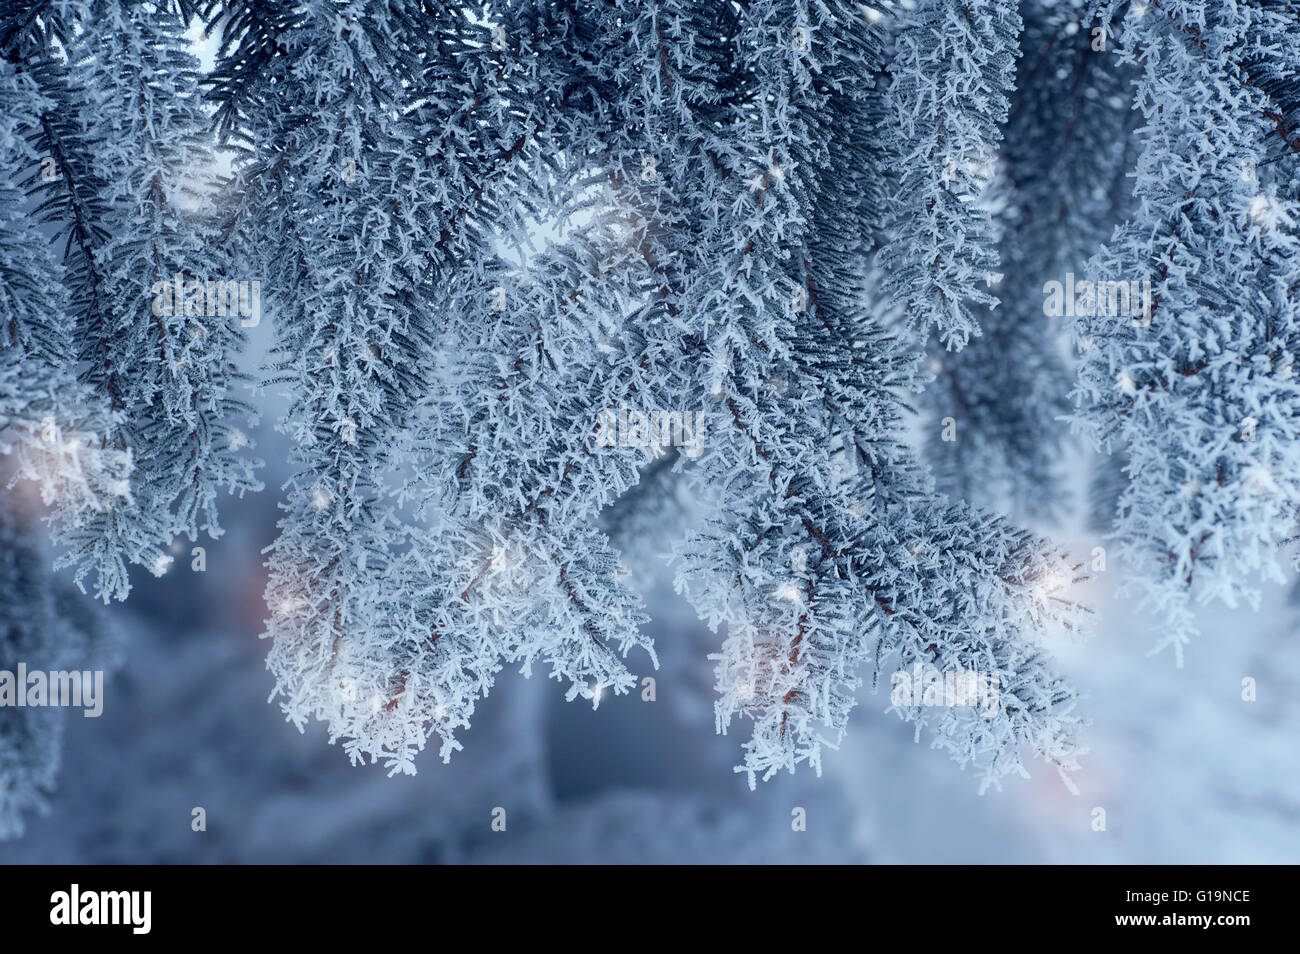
(4, 0, 259, 600)
(225, 3, 450, 774)
(1072, 0, 1300, 661)
(198, 0, 1087, 786)
(620, 0, 1085, 788)
(0, 56, 131, 533)
(197, 0, 304, 145)
(922, 0, 1140, 519)
(877, 0, 1022, 350)
(215, 1, 596, 774)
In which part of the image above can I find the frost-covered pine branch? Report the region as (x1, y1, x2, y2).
(922, 0, 1140, 519)
(0, 56, 131, 531)
(1071, 0, 1300, 661)
(3, 0, 260, 601)
(6, 0, 1093, 792)
(204, 0, 1085, 786)
(877, 0, 1021, 349)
